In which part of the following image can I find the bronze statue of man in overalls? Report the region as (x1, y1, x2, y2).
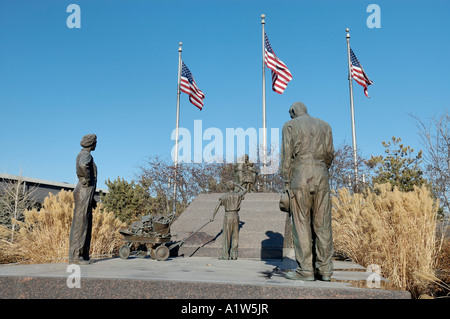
(210, 181, 247, 260)
(281, 102, 334, 281)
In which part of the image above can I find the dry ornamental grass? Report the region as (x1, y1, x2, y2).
(0, 190, 126, 264)
(332, 183, 446, 297)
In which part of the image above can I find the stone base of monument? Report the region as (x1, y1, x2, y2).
(0, 257, 411, 299)
(170, 193, 290, 259)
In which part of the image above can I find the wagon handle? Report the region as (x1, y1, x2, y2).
(168, 219, 212, 250)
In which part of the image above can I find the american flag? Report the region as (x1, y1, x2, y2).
(350, 48, 373, 98)
(264, 32, 292, 94)
(180, 61, 205, 110)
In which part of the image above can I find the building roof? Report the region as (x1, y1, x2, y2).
(0, 173, 108, 193)
(0, 173, 108, 204)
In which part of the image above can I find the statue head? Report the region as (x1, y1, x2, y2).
(80, 134, 97, 150)
(289, 101, 308, 119)
(225, 181, 235, 191)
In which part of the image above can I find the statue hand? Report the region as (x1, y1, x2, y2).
(80, 178, 89, 188)
(284, 182, 291, 192)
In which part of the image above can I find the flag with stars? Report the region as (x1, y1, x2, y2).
(350, 48, 373, 98)
(180, 61, 205, 110)
(264, 32, 292, 94)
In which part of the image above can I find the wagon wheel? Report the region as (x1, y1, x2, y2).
(154, 245, 170, 261)
(147, 243, 156, 259)
(136, 244, 148, 258)
(119, 244, 131, 260)
(149, 247, 157, 259)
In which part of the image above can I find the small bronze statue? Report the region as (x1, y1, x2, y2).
(233, 154, 258, 192)
(233, 158, 245, 190)
(280, 102, 334, 281)
(68, 134, 98, 265)
(210, 181, 247, 260)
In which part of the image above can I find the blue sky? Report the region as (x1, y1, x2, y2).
(0, 0, 449, 190)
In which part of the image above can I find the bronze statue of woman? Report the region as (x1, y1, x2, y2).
(68, 134, 97, 264)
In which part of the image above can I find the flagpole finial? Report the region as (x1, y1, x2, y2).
(261, 14, 265, 24)
(346, 28, 350, 39)
(178, 42, 182, 52)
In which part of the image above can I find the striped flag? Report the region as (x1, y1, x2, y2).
(264, 32, 292, 94)
(350, 48, 373, 98)
(180, 61, 205, 110)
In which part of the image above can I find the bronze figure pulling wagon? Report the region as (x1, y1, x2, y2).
(118, 213, 211, 261)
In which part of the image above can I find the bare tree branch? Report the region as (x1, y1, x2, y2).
(410, 111, 450, 213)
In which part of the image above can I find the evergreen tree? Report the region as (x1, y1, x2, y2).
(367, 137, 429, 192)
(100, 177, 154, 223)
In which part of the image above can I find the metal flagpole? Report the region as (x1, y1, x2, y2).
(261, 14, 267, 189)
(346, 28, 359, 188)
(173, 42, 182, 214)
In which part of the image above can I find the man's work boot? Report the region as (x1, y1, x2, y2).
(286, 271, 315, 281)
